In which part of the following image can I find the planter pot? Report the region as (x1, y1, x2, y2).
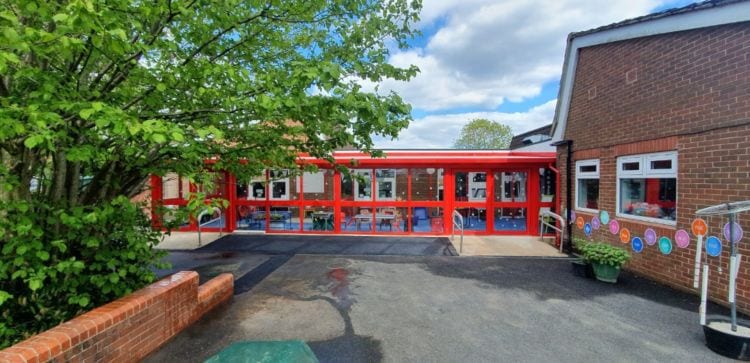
(571, 260, 594, 278)
(704, 316, 750, 360)
(591, 262, 621, 283)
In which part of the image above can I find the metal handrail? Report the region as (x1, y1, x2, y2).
(539, 209, 565, 253)
(197, 208, 223, 247)
(451, 210, 464, 254)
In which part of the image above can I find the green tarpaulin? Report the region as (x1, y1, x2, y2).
(205, 340, 319, 363)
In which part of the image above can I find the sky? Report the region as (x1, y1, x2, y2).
(371, 0, 701, 149)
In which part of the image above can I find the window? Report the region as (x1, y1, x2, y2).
(269, 170, 290, 200)
(575, 159, 599, 211)
(617, 151, 677, 224)
(375, 169, 396, 201)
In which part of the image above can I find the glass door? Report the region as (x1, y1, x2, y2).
(492, 170, 529, 233)
(454, 170, 489, 233)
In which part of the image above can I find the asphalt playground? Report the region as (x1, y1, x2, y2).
(148, 234, 734, 362)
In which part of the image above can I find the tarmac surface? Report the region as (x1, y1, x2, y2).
(148, 235, 733, 362)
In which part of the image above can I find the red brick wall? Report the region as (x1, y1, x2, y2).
(558, 21, 750, 312)
(566, 22, 750, 151)
(0, 272, 233, 363)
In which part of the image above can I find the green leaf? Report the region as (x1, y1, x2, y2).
(28, 278, 43, 291)
(152, 133, 166, 143)
(0, 290, 11, 306)
(52, 13, 68, 22)
(79, 108, 95, 120)
(78, 295, 90, 307)
(36, 251, 50, 261)
(23, 135, 45, 149)
(156, 83, 167, 92)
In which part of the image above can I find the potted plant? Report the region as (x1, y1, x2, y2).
(579, 242, 630, 283)
(571, 238, 594, 278)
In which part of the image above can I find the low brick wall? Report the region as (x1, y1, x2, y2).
(0, 271, 233, 363)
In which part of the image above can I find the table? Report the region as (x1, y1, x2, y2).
(354, 213, 395, 231)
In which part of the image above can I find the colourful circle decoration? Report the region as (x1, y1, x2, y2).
(609, 220, 620, 235)
(675, 229, 690, 249)
(706, 236, 722, 257)
(599, 210, 610, 225)
(658, 236, 673, 255)
(644, 228, 657, 245)
(620, 228, 631, 244)
(576, 217, 584, 230)
(632, 237, 644, 253)
(584, 223, 592, 236)
(692, 218, 708, 236)
(592, 217, 601, 230)
(723, 222, 743, 243)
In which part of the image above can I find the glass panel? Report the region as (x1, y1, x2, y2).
(198, 207, 225, 229)
(395, 168, 408, 201)
(162, 173, 180, 200)
(577, 179, 599, 209)
(651, 159, 672, 170)
(375, 207, 407, 233)
(456, 207, 486, 231)
(469, 172, 486, 202)
(411, 207, 444, 233)
(243, 175, 267, 201)
(340, 173, 353, 201)
(341, 206, 374, 232)
(411, 168, 444, 201)
(267, 206, 298, 231)
(579, 165, 597, 173)
(622, 162, 640, 171)
(493, 171, 527, 202)
(236, 205, 263, 231)
(159, 205, 190, 229)
(199, 172, 226, 199)
(455, 172, 468, 201)
(494, 208, 527, 232)
(355, 169, 372, 201)
(539, 168, 556, 202)
(301, 170, 334, 200)
(303, 206, 334, 231)
(619, 178, 676, 221)
(269, 170, 291, 201)
(375, 169, 396, 201)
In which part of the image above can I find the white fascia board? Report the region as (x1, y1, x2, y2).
(550, 2, 750, 142)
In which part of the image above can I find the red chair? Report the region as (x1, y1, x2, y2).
(430, 217, 444, 233)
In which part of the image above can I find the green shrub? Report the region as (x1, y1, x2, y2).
(579, 242, 630, 267)
(0, 197, 168, 348)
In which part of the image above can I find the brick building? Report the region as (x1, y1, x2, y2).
(550, 0, 750, 311)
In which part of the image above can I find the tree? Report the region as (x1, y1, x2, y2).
(453, 119, 513, 149)
(0, 0, 420, 346)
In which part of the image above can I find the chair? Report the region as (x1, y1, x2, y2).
(379, 209, 395, 231)
(430, 217, 444, 233)
(340, 212, 355, 230)
(390, 212, 403, 232)
(413, 207, 428, 226)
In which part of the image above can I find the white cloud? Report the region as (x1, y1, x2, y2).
(380, 0, 667, 111)
(375, 99, 558, 149)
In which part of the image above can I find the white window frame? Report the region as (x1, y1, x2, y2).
(575, 159, 600, 213)
(616, 151, 677, 226)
